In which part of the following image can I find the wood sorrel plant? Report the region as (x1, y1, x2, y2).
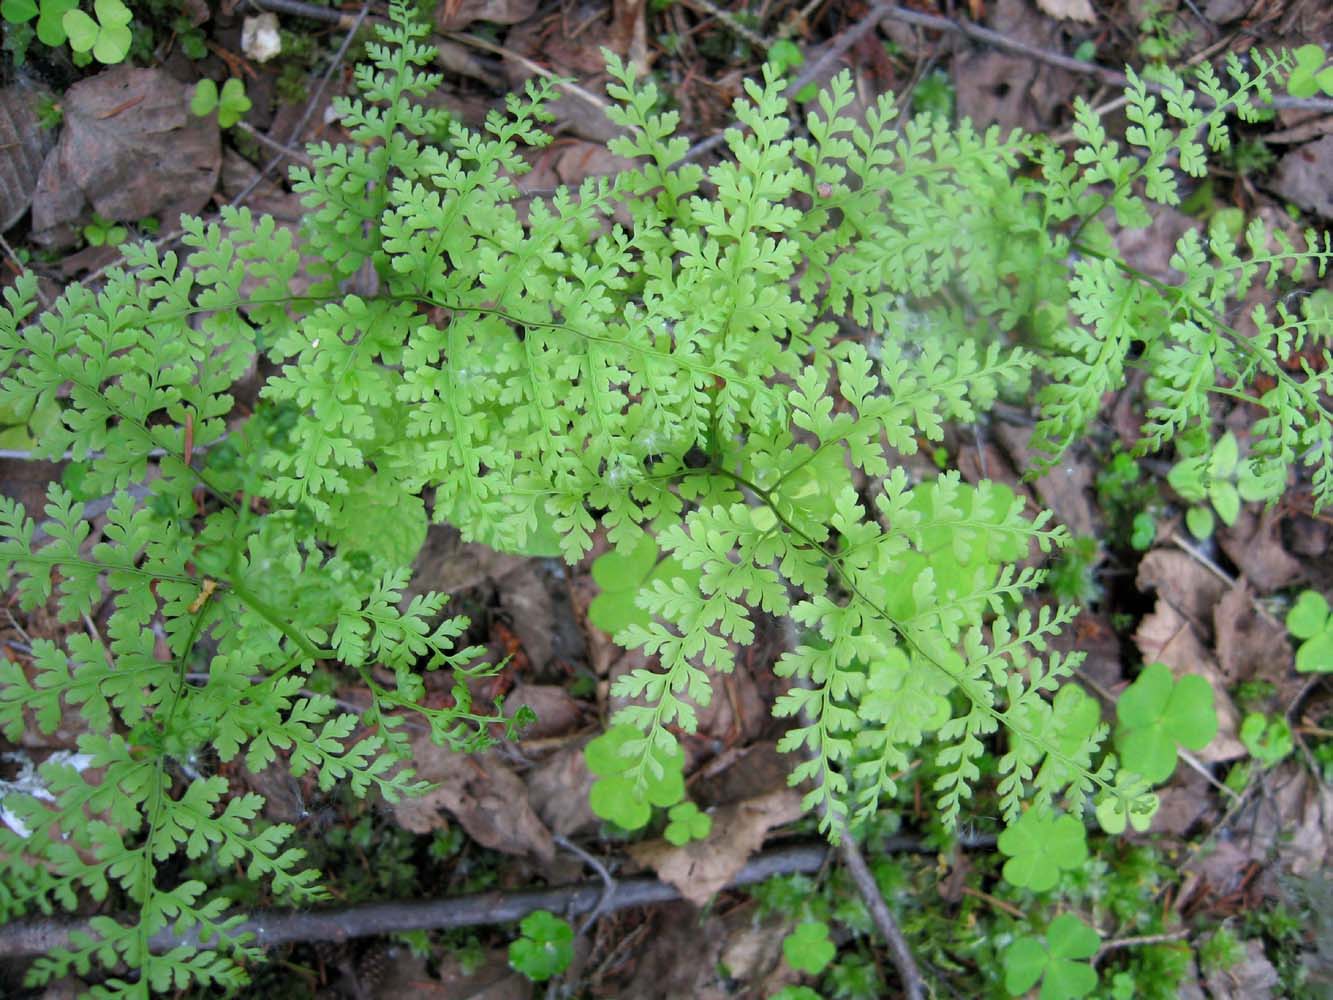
(1, 3, 1330, 994)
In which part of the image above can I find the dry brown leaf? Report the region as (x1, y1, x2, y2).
(1269, 134, 1333, 220)
(1036, 0, 1096, 22)
(392, 732, 554, 859)
(1213, 583, 1292, 687)
(30, 68, 219, 247)
(1248, 765, 1333, 878)
(524, 744, 598, 837)
(503, 684, 582, 739)
(1133, 601, 1245, 761)
(1136, 548, 1226, 635)
(1218, 506, 1303, 591)
(993, 423, 1097, 537)
(0, 86, 57, 232)
(629, 789, 803, 907)
(436, 0, 537, 30)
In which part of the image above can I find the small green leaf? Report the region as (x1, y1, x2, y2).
(1286, 590, 1330, 639)
(508, 909, 573, 982)
(997, 808, 1088, 892)
(1210, 481, 1239, 527)
(62, 7, 97, 51)
(216, 77, 252, 127)
(768, 39, 805, 76)
(1114, 663, 1217, 783)
(1209, 431, 1239, 478)
(1130, 512, 1155, 550)
(1295, 629, 1333, 673)
(1, 0, 38, 24)
(664, 800, 711, 845)
(191, 78, 219, 117)
(1240, 712, 1292, 768)
(1003, 914, 1099, 999)
(1185, 505, 1214, 540)
(783, 921, 836, 975)
(35, 0, 75, 45)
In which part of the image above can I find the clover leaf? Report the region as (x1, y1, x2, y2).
(783, 921, 836, 976)
(508, 909, 573, 982)
(585, 725, 684, 831)
(1288, 44, 1333, 99)
(664, 800, 711, 846)
(82, 213, 127, 248)
(1114, 662, 1217, 783)
(2, 0, 76, 46)
(191, 77, 252, 128)
(1003, 913, 1100, 1000)
(588, 531, 700, 636)
(63, 0, 131, 64)
(1240, 712, 1293, 768)
(1286, 590, 1333, 673)
(1094, 771, 1158, 835)
(998, 808, 1088, 892)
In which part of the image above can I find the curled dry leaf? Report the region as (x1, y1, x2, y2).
(1036, 0, 1097, 22)
(629, 789, 804, 907)
(393, 731, 554, 860)
(1136, 547, 1226, 636)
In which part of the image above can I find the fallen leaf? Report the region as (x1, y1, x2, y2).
(523, 744, 598, 837)
(629, 789, 803, 906)
(1133, 601, 1245, 762)
(1217, 506, 1303, 591)
(30, 68, 220, 247)
(1269, 134, 1333, 220)
(393, 732, 554, 860)
(503, 684, 582, 739)
(436, 0, 537, 30)
(1247, 765, 1333, 878)
(1136, 548, 1226, 636)
(0, 86, 58, 231)
(994, 423, 1097, 537)
(1036, 0, 1096, 22)
(1213, 583, 1292, 687)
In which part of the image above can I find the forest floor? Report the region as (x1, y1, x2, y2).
(1, 1, 1333, 998)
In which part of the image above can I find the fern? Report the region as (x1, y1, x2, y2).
(1, 3, 1330, 993)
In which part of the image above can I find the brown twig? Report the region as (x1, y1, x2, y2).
(0, 843, 828, 959)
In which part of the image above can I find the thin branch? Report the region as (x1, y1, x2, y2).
(553, 834, 617, 936)
(0, 843, 829, 958)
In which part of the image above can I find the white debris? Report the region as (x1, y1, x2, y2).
(241, 13, 282, 64)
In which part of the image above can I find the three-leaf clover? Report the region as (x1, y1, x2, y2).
(783, 921, 836, 976)
(1286, 590, 1333, 673)
(663, 801, 711, 846)
(1288, 44, 1333, 99)
(997, 808, 1088, 892)
(1003, 914, 1100, 1000)
(1094, 772, 1158, 835)
(1114, 661, 1217, 783)
(1167, 431, 1283, 539)
(191, 77, 252, 128)
(588, 531, 699, 636)
(82, 213, 127, 248)
(63, 0, 131, 64)
(1, 0, 76, 46)
(1240, 712, 1293, 768)
(584, 725, 684, 831)
(1129, 511, 1156, 551)
(507, 909, 573, 982)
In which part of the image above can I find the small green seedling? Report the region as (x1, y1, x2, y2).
(1003, 913, 1100, 1000)
(663, 800, 711, 846)
(1239, 712, 1293, 768)
(82, 213, 127, 247)
(507, 909, 573, 982)
(588, 531, 699, 636)
(1287, 44, 1333, 99)
(997, 808, 1088, 892)
(913, 68, 955, 121)
(1114, 661, 1217, 783)
(191, 77, 253, 128)
(1167, 431, 1283, 539)
(1286, 590, 1333, 673)
(783, 920, 836, 976)
(0, 0, 75, 47)
(62, 0, 131, 64)
(1129, 511, 1156, 550)
(584, 724, 684, 830)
